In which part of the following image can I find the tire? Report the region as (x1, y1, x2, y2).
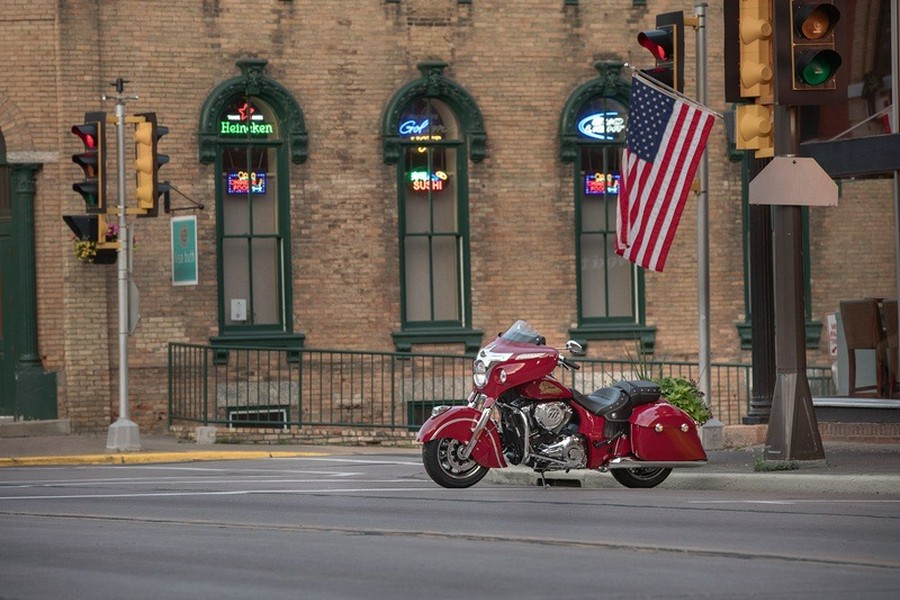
(422, 438, 489, 488)
(610, 467, 672, 489)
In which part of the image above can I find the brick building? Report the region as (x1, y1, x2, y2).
(0, 0, 895, 434)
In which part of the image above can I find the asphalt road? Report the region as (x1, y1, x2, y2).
(1, 453, 899, 599)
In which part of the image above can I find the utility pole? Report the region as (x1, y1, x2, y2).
(104, 78, 141, 451)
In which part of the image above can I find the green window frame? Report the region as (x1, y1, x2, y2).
(199, 59, 308, 350)
(560, 61, 655, 352)
(383, 61, 486, 354)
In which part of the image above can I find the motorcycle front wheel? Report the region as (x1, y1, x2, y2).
(422, 438, 489, 488)
(610, 467, 672, 489)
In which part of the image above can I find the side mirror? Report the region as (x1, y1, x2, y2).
(565, 340, 585, 356)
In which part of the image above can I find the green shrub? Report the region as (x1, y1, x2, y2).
(652, 376, 712, 424)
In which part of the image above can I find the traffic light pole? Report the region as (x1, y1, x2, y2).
(104, 78, 141, 452)
(763, 105, 824, 462)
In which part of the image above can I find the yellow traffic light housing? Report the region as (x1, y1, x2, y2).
(134, 112, 169, 217)
(735, 103, 774, 158)
(738, 0, 774, 101)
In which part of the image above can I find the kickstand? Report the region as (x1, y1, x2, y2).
(537, 471, 548, 488)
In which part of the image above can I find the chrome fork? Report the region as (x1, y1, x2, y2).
(458, 407, 492, 461)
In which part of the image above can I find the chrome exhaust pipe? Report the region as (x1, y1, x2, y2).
(603, 457, 708, 470)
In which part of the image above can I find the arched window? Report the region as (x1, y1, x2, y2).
(199, 59, 308, 348)
(561, 61, 655, 352)
(383, 62, 486, 354)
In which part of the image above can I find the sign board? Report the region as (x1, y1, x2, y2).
(749, 157, 838, 206)
(171, 216, 198, 286)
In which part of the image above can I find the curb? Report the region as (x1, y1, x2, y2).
(0, 450, 328, 468)
(488, 467, 900, 495)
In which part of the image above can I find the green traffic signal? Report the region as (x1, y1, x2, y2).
(796, 49, 842, 86)
(72, 181, 99, 207)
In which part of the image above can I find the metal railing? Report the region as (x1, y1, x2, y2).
(168, 342, 836, 433)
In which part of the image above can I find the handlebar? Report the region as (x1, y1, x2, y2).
(559, 355, 581, 371)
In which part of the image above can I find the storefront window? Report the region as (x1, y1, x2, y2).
(399, 98, 463, 324)
(218, 97, 285, 330)
(575, 98, 639, 323)
(560, 62, 654, 352)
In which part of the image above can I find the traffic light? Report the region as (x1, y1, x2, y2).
(62, 213, 118, 249)
(637, 11, 685, 93)
(71, 111, 107, 214)
(734, 103, 774, 158)
(773, 0, 846, 105)
(724, 0, 774, 102)
(134, 112, 169, 217)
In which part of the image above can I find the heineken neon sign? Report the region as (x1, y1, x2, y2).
(220, 101, 274, 136)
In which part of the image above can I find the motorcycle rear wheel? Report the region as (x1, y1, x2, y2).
(422, 438, 489, 488)
(610, 467, 672, 489)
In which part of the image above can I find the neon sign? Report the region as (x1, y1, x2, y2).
(577, 111, 626, 141)
(584, 172, 620, 196)
(227, 171, 267, 195)
(399, 117, 445, 148)
(220, 101, 274, 136)
(407, 170, 449, 192)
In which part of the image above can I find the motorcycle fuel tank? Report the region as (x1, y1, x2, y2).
(629, 402, 707, 462)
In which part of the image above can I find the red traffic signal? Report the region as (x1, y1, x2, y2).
(71, 112, 107, 213)
(638, 29, 672, 61)
(636, 11, 685, 93)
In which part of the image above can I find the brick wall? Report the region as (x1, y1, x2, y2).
(0, 1, 894, 432)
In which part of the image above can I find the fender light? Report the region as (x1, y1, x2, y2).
(473, 360, 488, 388)
(430, 405, 452, 418)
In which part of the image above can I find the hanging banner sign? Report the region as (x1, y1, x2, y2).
(171, 215, 198, 286)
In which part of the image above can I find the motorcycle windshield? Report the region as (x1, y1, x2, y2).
(500, 320, 544, 346)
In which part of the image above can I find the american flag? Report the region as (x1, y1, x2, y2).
(616, 74, 716, 273)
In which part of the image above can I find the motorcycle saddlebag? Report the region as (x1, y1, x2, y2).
(629, 402, 707, 462)
(615, 380, 661, 406)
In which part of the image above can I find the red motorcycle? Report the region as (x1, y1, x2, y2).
(417, 321, 707, 488)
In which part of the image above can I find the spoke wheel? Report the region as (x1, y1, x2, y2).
(422, 438, 489, 488)
(610, 467, 672, 489)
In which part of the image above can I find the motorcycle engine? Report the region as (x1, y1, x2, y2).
(533, 402, 572, 434)
(499, 398, 586, 470)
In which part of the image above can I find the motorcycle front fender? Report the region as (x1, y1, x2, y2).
(416, 406, 507, 468)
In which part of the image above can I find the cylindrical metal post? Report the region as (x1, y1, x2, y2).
(695, 2, 711, 406)
(106, 81, 141, 451)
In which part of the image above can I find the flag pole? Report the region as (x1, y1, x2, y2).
(693, 2, 722, 448)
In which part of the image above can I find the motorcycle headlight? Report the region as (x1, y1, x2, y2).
(473, 360, 488, 388)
